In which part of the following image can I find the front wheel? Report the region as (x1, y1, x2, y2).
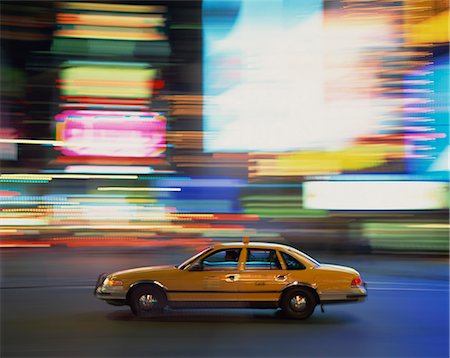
(280, 288, 317, 319)
(129, 285, 167, 317)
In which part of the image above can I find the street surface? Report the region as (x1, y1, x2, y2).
(1, 248, 449, 357)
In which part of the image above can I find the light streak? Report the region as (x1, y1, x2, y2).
(57, 225, 182, 230)
(65, 166, 154, 174)
(55, 28, 166, 41)
(58, 2, 166, 13)
(57, 13, 165, 28)
(0, 244, 51, 248)
(1, 201, 79, 205)
(97, 187, 181, 192)
(0, 138, 64, 146)
(0, 174, 138, 180)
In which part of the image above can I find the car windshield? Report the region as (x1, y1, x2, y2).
(287, 247, 321, 267)
(177, 247, 212, 270)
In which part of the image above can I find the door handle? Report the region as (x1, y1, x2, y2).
(225, 274, 240, 282)
(275, 274, 287, 282)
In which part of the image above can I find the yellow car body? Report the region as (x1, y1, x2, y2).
(95, 242, 367, 319)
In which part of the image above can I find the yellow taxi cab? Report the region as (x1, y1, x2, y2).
(95, 238, 367, 319)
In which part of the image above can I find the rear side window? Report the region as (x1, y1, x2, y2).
(245, 249, 281, 270)
(281, 252, 306, 270)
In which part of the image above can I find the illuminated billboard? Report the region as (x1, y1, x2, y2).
(405, 56, 449, 177)
(55, 110, 166, 157)
(303, 181, 449, 210)
(203, 0, 399, 153)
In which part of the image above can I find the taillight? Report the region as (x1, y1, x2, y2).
(351, 276, 363, 287)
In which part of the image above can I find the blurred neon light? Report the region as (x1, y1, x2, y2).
(55, 28, 166, 41)
(2, 218, 49, 226)
(97, 187, 181, 192)
(65, 166, 154, 174)
(0, 174, 137, 180)
(60, 63, 156, 99)
(55, 174, 138, 179)
(72, 198, 156, 204)
(304, 181, 449, 210)
(59, 2, 166, 13)
(1, 201, 78, 205)
(65, 60, 151, 67)
(57, 13, 165, 28)
(0, 179, 51, 183)
(55, 110, 166, 157)
(0, 190, 21, 197)
(407, 224, 450, 229)
(61, 104, 149, 110)
(0, 244, 51, 248)
(61, 97, 149, 105)
(58, 225, 182, 230)
(404, 6, 449, 44)
(0, 138, 64, 146)
(249, 144, 404, 177)
(363, 221, 449, 252)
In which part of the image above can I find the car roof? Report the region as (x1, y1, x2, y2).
(212, 241, 321, 267)
(213, 242, 293, 251)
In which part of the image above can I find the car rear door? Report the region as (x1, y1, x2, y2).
(235, 248, 290, 304)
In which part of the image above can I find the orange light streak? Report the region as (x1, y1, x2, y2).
(55, 28, 166, 41)
(58, 2, 167, 14)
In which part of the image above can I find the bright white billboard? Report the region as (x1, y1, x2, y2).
(303, 181, 449, 210)
(203, 0, 397, 152)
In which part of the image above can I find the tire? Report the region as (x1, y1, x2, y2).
(129, 285, 167, 317)
(280, 288, 317, 319)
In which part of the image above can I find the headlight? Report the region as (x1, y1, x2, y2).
(104, 277, 124, 287)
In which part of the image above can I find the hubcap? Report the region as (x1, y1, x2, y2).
(290, 294, 307, 312)
(138, 294, 158, 310)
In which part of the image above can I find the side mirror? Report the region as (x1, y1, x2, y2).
(189, 262, 203, 271)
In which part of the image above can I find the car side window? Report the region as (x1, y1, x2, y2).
(281, 252, 306, 270)
(245, 249, 281, 270)
(201, 249, 241, 271)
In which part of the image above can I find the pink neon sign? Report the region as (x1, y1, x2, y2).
(55, 110, 166, 157)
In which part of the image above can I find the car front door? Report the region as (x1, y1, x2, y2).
(167, 248, 242, 306)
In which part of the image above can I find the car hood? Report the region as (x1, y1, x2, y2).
(111, 265, 177, 277)
(317, 263, 359, 275)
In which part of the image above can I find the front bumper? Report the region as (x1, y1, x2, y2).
(94, 273, 127, 301)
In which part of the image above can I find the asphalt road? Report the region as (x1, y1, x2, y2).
(1, 248, 449, 357)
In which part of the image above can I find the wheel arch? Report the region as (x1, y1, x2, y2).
(278, 282, 320, 306)
(126, 280, 168, 305)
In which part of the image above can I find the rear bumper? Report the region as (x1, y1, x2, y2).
(318, 284, 367, 304)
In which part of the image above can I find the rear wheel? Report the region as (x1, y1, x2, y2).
(280, 288, 317, 319)
(129, 285, 167, 317)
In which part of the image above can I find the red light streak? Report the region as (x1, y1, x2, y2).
(0, 190, 21, 197)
